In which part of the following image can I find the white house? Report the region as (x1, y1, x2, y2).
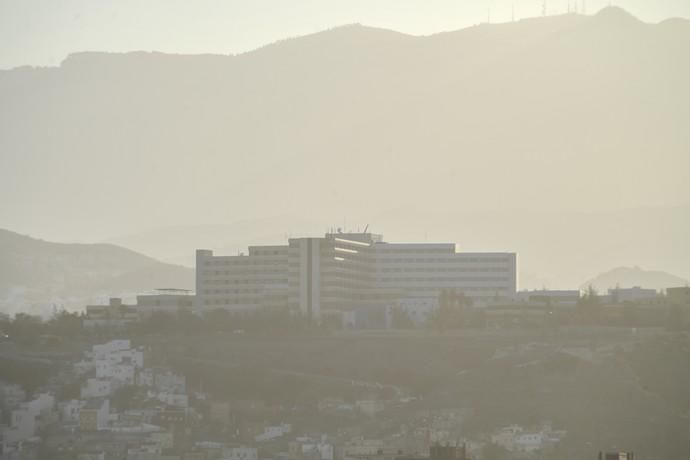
(59, 399, 85, 423)
(255, 423, 292, 442)
(223, 446, 258, 460)
(2, 393, 55, 443)
(91, 340, 132, 360)
(151, 391, 188, 409)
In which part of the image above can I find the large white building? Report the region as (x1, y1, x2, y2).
(196, 232, 516, 320)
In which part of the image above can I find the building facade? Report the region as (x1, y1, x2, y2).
(196, 232, 517, 320)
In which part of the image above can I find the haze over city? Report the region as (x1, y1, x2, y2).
(1, 2, 689, 460)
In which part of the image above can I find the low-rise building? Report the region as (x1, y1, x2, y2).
(608, 287, 658, 303)
(2, 393, 55, 444)
(289, 437, 334, 460)
(514, 290, 580, 307)
(84, 299, 139, 328)
(80, 399, 110, 431)
(154, 371, 186, 394)
(223, 446, 258, 460)
(0, 383, 26, 410)
(490, 424, 565, 454)
(356, 400, 384, 417)
(151, 392, 188, 409)
(255, 423, 291, 442)
(136, 289, 195, 319)
(60, 399, 86, 423)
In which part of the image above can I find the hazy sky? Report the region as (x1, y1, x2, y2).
(1, 0, 689, 69)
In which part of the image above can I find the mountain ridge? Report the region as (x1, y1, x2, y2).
(0, 228, 194, 316)
(1, 7, 689, 288)
(581, 266, 690, 292)
(4, 7, 685, 73)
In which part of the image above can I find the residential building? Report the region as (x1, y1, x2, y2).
(85, 291, 197, 325)
(343, 438, 386, 458)
(255, 423, 292, 442)
(154, 371, 186, 394)
(84, 298, 139, 328)
(289, 437, 334, 460)
(513, 290, 580, 307)
(223, 446, 258, 460)
(127, 442, 162, 460)
(79, 399, 110, 431)
(356, 399, 384, 417)
(78, 452, 106, 460)
(0, 383, 26, 411)
(60, 399, 86, 423)
(135, 289, 195, 318)
(598, 453, 634, 460)
(397, 443, 469, 460)
(91, 340, 134, 360)
(490, 424, 565, 455)
(608, 287, 657, 303)
(2, 393, 55, 444)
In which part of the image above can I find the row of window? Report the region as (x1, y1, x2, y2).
(204, 260, 286, 267)
(377, 257, 511, 264)
(203, 289, 266, 295)
(379, 267, 509, 273)
(201, 263, 510, 278)
(202, 256, 511, 266)
(378, 277, 512, 283)
(202, 270, 286, 276)
(202, 282, 512, 297)
(201, 278, 287, 284)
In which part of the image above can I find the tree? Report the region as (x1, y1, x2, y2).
(431, 289, 470, 331)
(577, 285, 600, 324)
(47, 309, 83, 337)
(9, 313, 44, 345)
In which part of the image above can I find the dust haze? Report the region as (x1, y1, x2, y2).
(0, 2, 689, 460)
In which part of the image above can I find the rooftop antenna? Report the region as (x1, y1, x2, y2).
(512, 4, 516, 21)
(487, 7, 491, 24)
(542, 0, 547, 16)
(583, 0, 587, 14)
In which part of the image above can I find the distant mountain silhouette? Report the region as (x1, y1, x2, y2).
(581, 266, 689, 292)
(1, 8, 689, 288)
(104, 205, 690, 291)
(0, 229, 193, 316)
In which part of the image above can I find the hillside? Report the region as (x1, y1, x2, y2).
(1, 8, 689, 286)
(582, 266, 689, 292)
(0, 229, 194, 316)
